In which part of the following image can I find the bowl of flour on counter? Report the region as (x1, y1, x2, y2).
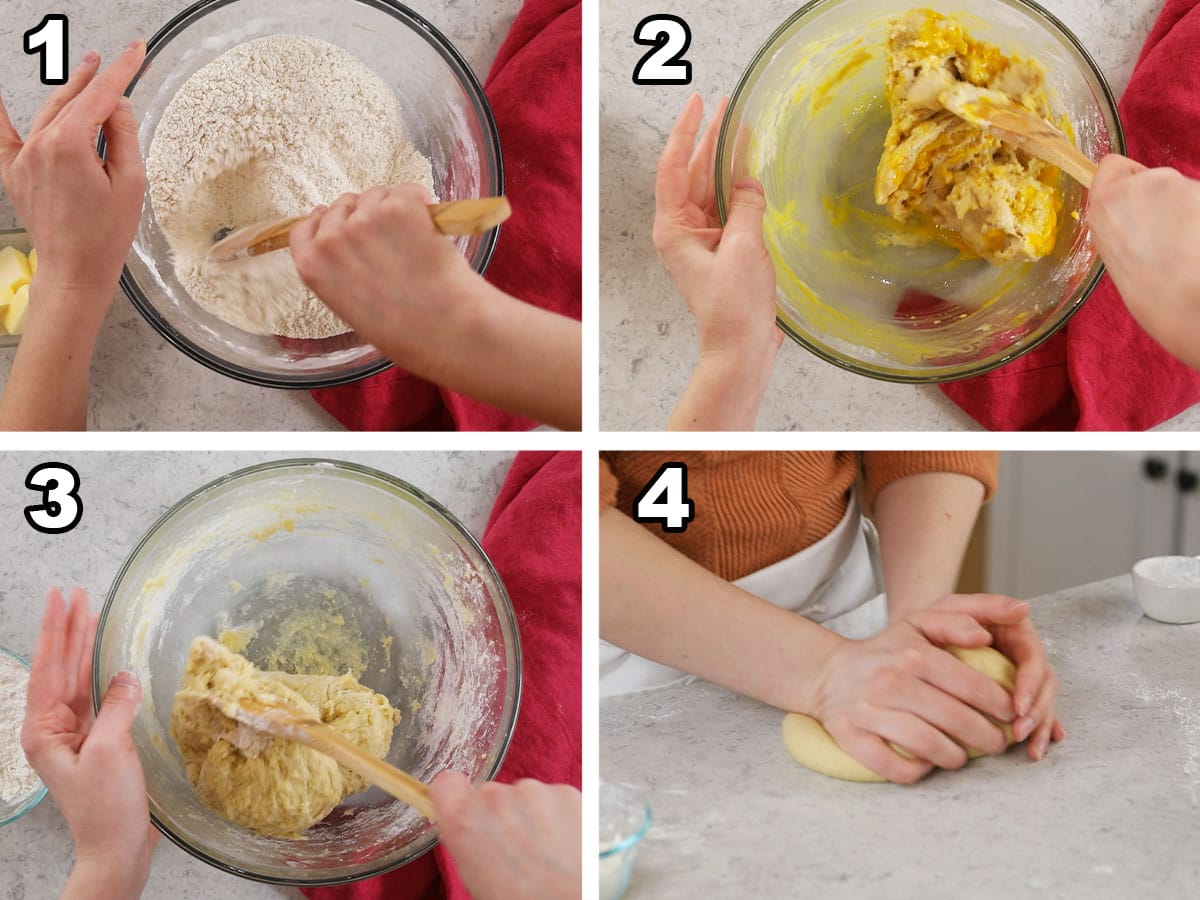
(117, 0, 502, 389)
(0, 646, 46, 827)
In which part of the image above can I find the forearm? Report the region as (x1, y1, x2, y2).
(667, 348, 776, 431)
(872, 472, 986, 619)
(374, 276, 581, 431)
(0, 282, 104, 430)
(600, 507, 843, 712)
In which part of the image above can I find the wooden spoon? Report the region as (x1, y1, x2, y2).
(207, 196, 513, 263)
(218, 694, 437, 821)
(939, 83, 1098, 188)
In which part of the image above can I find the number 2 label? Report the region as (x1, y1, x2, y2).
(633, 463, 695, 533)
(24, 15, 70, 86)
(25, 463, 83, 534)
(632, 15, 692, 86)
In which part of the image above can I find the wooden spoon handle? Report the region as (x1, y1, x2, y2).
(986, 109, 1098, 188)
(429, 197, 512, 235)
(213, 197, 512, 263)
(296, 721, 437, 821)
(244, 216, 308, 257)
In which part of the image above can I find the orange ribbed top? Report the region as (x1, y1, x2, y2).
(601, 452, 998, 581)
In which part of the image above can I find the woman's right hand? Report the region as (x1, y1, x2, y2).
(1089, 154, 1200, 369)
(802, 595, 1031, 783)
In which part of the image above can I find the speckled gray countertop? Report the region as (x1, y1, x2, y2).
(599, 0, 1200, 431)
(600, 574, 1200, 898)
(0, 451, 514, 900)
(0, 0, 516, 431)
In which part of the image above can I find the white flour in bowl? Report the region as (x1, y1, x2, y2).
(146, 35, 436, 338)
(0, 653, 39, 803)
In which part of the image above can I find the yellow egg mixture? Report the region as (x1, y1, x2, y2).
(875, 9, 1064, 265)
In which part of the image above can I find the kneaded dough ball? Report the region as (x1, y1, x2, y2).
(781, 646, 1017, 783)
(172, 636, 400, 837)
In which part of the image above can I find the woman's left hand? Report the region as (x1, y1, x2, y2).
(0, 42, 147, 326)
(928, 594, 1065, 760)
(21, 588, 158, 899)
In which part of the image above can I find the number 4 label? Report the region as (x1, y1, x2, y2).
(632, 15, 692, 86)
(633, 463, 695, 533)
(25, 462, 83, 535)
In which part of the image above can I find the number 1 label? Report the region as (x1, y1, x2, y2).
(24, 15, 70, 86)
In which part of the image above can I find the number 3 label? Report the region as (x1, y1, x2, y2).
(632, 15, 692, 85)
(633, 463, 695, 533)
(25, 463, 83, 534)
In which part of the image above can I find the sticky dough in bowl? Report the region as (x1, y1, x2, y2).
(95, 459, 520, 885)
(717, 0, 1122, 383)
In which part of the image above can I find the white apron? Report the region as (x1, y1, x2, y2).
(599, 496, 887, 698)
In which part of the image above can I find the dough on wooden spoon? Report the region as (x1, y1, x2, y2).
(781, 646, 1017, 782)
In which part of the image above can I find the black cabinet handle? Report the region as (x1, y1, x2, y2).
(1144, 457, 1169, 481)
(1178, 469, 1199, 493)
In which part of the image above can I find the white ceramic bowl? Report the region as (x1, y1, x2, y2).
(1131, 556, 1200, 625)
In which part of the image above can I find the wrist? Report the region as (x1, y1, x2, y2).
(669, 346, 777, 430)
(27, 274, 114, 338)
(430, 269, 508, 370)
(783, 626, 846, 715)
(64, 854, 148, 900)
(696, 340, 778, 387)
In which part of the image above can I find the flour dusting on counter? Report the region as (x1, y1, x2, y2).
(1122, 670, 1200, 804)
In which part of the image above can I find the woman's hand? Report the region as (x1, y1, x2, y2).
(1089, 154, 1200, 369)
(0, 42, 147, 430)
(430, 772, 581, 900)
(291, 185, 582, 430)
(803, 594, 1054, 783)
(0, 42, 147, 332)
(654, 94, 783, 430)
(21, 588, 157, 900)
(290, 185, 477, 364)
(984, 600, 1065, 760)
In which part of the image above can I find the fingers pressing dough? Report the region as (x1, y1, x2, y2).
(781, 646, 1017, 783)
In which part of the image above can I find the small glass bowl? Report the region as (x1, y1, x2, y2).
(718, 0, 1122, 383)
(115, 0, 503, 389)
(0, 645, 47, 827)
(599, 783, 652, 900)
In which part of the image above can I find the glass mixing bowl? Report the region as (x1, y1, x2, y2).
(718, 0, 1122, 382)
(95, 460, 520, 885)
(0, 646, 47, 827)
(113, 0, 503, 388)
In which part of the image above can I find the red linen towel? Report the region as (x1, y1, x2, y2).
(311, 0, 582, 432)
(942, 0, 1200, 431)
(302, 451, 582, 900)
